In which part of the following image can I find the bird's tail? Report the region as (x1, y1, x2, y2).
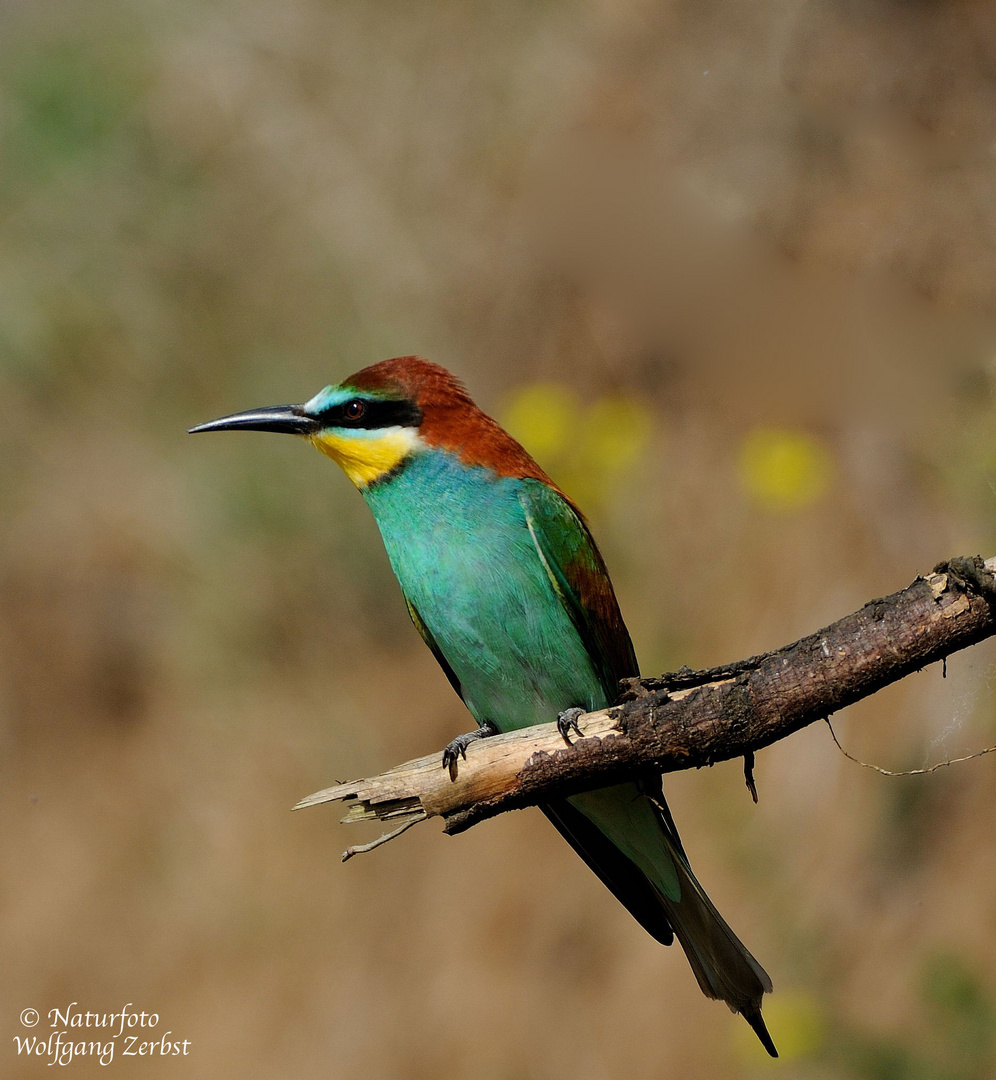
(655, 825, 777, 1057)
(543, 790, 776, 1056)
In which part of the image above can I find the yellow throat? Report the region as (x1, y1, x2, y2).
(309, 427, 420, 488)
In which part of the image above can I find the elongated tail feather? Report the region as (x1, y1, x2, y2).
(653, 828, 777, 1057)
(542, 792, 776, 1057)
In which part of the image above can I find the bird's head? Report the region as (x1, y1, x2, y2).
(190, 355, 553, 490)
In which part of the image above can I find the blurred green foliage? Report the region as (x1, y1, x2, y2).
(731, 954, 996, 1079)
(832, 954, 996, 1080)
(3, 43, 140, 180)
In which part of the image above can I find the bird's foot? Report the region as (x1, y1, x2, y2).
(442, 721, 499, 781)
(556, 707, 585, 746)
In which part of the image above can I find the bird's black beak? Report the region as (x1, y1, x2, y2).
(188, 404, 320, 436)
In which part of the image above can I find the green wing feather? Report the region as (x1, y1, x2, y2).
(517, 479, 639, 695)
(404, 595, 464, 702)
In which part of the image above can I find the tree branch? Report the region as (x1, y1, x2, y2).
(295, 555, 996, 843)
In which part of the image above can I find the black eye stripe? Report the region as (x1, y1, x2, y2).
(318, 397, 422, 430)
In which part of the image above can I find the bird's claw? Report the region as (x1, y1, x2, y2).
(557, 707, 585, 745)
(441, 737, 471, 781)
(441, 723, 498, 781)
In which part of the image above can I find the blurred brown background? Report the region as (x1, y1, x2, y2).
(5, 0, 996, 1077)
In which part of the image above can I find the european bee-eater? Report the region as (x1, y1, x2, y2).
(191, 356, 776, 1055)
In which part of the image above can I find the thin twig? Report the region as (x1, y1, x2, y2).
(341, 813, 427, 862)
(825, 718, 996, 777)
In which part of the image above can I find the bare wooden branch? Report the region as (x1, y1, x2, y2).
(295, 555, 996, 840)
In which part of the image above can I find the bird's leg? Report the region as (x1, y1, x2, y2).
(556, 707, 585, 746)
(442, 720, 499, 781)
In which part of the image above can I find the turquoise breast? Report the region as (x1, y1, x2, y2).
(363, 448, 608, 730)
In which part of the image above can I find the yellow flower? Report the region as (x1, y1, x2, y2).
(501, 383, 655, 512)
(583, 397, 654, 475)
(739, 427, 834, 511)
(502, 383, 579, 460)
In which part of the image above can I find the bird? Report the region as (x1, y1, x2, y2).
(190, 355, 776, 1055)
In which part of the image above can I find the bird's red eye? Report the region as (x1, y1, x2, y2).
(344, 399, 366, 421)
